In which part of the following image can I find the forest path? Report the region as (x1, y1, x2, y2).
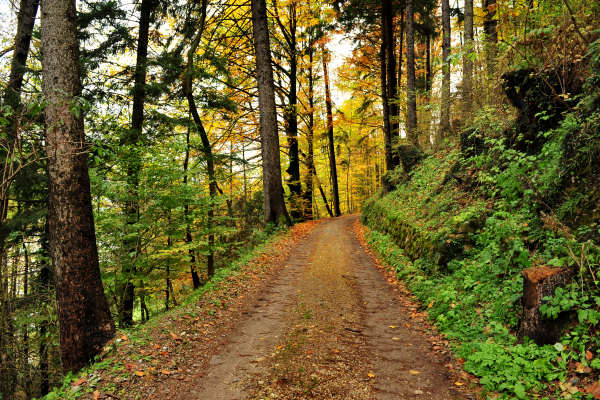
(159, 216, 466, 399)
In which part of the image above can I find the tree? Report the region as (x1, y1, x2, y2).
(381, 0, 400, 172)
(463, 0, 474, 118)
(272, 0, 303, 219)
(0, 1, 39, 396)
(483, 0, 498, 76)
(439, 0, 451, 141)
(405, 0, 418, 147)
(184, 0, 218, 279)
(251, 0, 291, 225)
(117, 0, 157, 328)
(322, 44, 342, 217)
(40, 0, 114, 372)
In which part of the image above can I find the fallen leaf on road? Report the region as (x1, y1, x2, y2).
(134, 371, 145, 377)
(585, 381, 600, 399)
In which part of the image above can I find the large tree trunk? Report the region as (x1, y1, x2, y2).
(405, 0, 418, 147)
(118, 0, 156, 328)
(439, 0, 451, 142)
(321, 45, 341, 217)
(251, 0, 291, 226)
(463, 0, 474, 119)
(41, 0, 115, 372)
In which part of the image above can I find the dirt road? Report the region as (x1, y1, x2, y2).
(177, 216, 465, 399)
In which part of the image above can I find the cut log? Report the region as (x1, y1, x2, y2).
(519, 266, 573, 345)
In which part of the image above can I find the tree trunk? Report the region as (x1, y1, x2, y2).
(520, 266, 573, 344)
(0, 3, 39, 395)
(405, 0, 418, 147)
(426, 34, 432, 92)
(118, 0, 156, 328)
(3, 0, 38, 108)
(382, 0, 399, 166)
(302, 45, 315, 220)
(41, 0, 115, 372)
(184, 0, 216, 279)
(322, 45, 341, 217)
(251, 0, 291, 226)
(483, 0, 498, 76)
(0, 0, 39, 256)
(183, 123, 201, 289)
(380, 43, 394, 175)
(397, 9, 405, 122)
(38, 220, 50, 396)
(463, 0, 474, 119)
(316, 176, 334, 218)
(439, 0, 451, 141)
(283, 5, 302, 220)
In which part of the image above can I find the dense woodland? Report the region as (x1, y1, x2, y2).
(0, 0, 599, 397)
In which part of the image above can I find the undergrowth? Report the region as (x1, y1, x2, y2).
(362, 35, 600, 400)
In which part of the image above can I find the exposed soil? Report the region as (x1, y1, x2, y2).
(175, 216, 467, 399)
(83, 216, 474, 399)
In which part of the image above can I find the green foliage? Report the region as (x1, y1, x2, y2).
(362, 86, 600, 397)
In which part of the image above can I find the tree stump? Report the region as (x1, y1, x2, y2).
(519, 266, 574, 344)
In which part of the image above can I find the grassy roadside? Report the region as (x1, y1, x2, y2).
(41, 220, 319, 400)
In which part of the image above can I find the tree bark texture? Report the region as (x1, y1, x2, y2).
(322, 46, 341, 217)
(405, 0, 418, 147)
(41, 0, 115, 372)
(520, 266, 574, 344)
(251, 0, 291, 225)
